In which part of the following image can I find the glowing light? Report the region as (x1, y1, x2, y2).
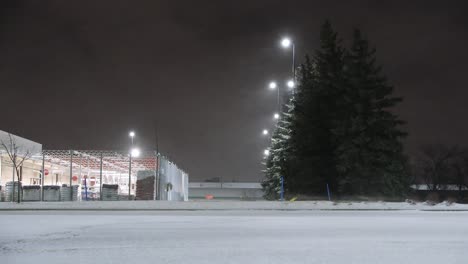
(264, 149, 270, 156)
(131, 148, 140, 157)
(269, 81, 277, 89)
(281, 38, 291, 48)
(129, 131, 135, 138)
(262, 129, 269, 135)
(273, 113, 280, 119)
(287, 80, 295, 88)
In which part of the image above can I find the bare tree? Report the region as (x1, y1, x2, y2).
(452, 152, 468, 200)
(0, 133, 32, 203)
(415, 144, 461, 191)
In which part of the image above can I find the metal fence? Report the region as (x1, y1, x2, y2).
(158, 157, 189, 201)
(0, 150, 188, 202)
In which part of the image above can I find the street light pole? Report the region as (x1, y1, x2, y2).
(281, 37, 296, 83)
(128, 131, 135, 200)
(292, 42, 296, 81)
(128, 152, 132, 200)
(129, 131, 135, 146)
(269, 81, 281, 114)
(277, 83, 280, 113)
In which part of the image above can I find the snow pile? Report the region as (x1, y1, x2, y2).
(0, 200, 467, 211)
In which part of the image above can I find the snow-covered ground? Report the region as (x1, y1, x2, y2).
(1, 200, 468, 211)
(0, 210, 467, 264)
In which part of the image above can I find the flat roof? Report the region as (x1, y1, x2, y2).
(189, 182, 261, 189)
(43, 150, 160, 174)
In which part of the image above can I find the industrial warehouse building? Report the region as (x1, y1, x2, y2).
(0, 130, 188, 202)
(189, 182, 263, 200)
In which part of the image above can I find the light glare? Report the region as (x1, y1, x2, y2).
(281, 38, 291, 48)
(269, 81, 277, 89)
(129, 131, 135, 138)
(262, 129, 269, 135)
(131, 148, 140, 157)
(264, 149, 270, 156)
(287, 80, 295, 88)
(273, 113, 280, 119)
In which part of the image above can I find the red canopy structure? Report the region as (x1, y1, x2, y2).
(42, 150, 159, 174)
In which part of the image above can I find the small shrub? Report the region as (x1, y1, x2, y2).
(445, 196, 457, 205)
(425, 192, 440, 203)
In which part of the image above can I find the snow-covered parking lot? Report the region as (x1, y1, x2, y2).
(1, 210, 467, 264)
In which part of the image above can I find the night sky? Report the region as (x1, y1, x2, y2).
(1, 1, 467, 182)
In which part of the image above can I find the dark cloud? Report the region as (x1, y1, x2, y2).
(1, 0, 468, 181)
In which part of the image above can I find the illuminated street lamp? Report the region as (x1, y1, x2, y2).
(269, 81, 277, 89)
(131, 148, 140, 158)
(129, 131, 135, 145)
(128, 131, 137, 200)
(262, 129, 269, 135)
(287, 80, 295, 89)
(269, 81, 281, 112)
(281, 38, 291, 48)
(264, 149, 270, 156)
(273, 113, 280, 119)
(280, 37, 296, 81)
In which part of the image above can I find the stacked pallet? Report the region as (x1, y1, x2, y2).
(43, 186, 60, 201)
(71, 185, 79, 201)
(22, 185, 41, 201)
(60, 185, 79, 201)
(102, 184, 119, 201)
(60, 185, 72, 201)
(5, 182, 22, 202)
(135, 171, 155, 200)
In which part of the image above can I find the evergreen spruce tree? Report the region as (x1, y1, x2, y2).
(335, 29, 409, 196)
(289, 21, 346, 195)
(262, 98, 294, 200)
(261, 139, 281, 200)
(263, 21, 410, 199)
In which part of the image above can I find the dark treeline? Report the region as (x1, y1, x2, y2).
(262, 21, 467, 202)
(412, 144, 468, 202)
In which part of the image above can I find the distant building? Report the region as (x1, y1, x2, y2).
(0, 130, 188, 201)
(189, 182, 264, 200)
(0, 130, 43, 186)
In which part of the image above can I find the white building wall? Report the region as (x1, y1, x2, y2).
(0, 158, 13, 185)
(0, 130, 42, 187)
(0, 130, 42, 156)
(189, 182, 264, 200)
